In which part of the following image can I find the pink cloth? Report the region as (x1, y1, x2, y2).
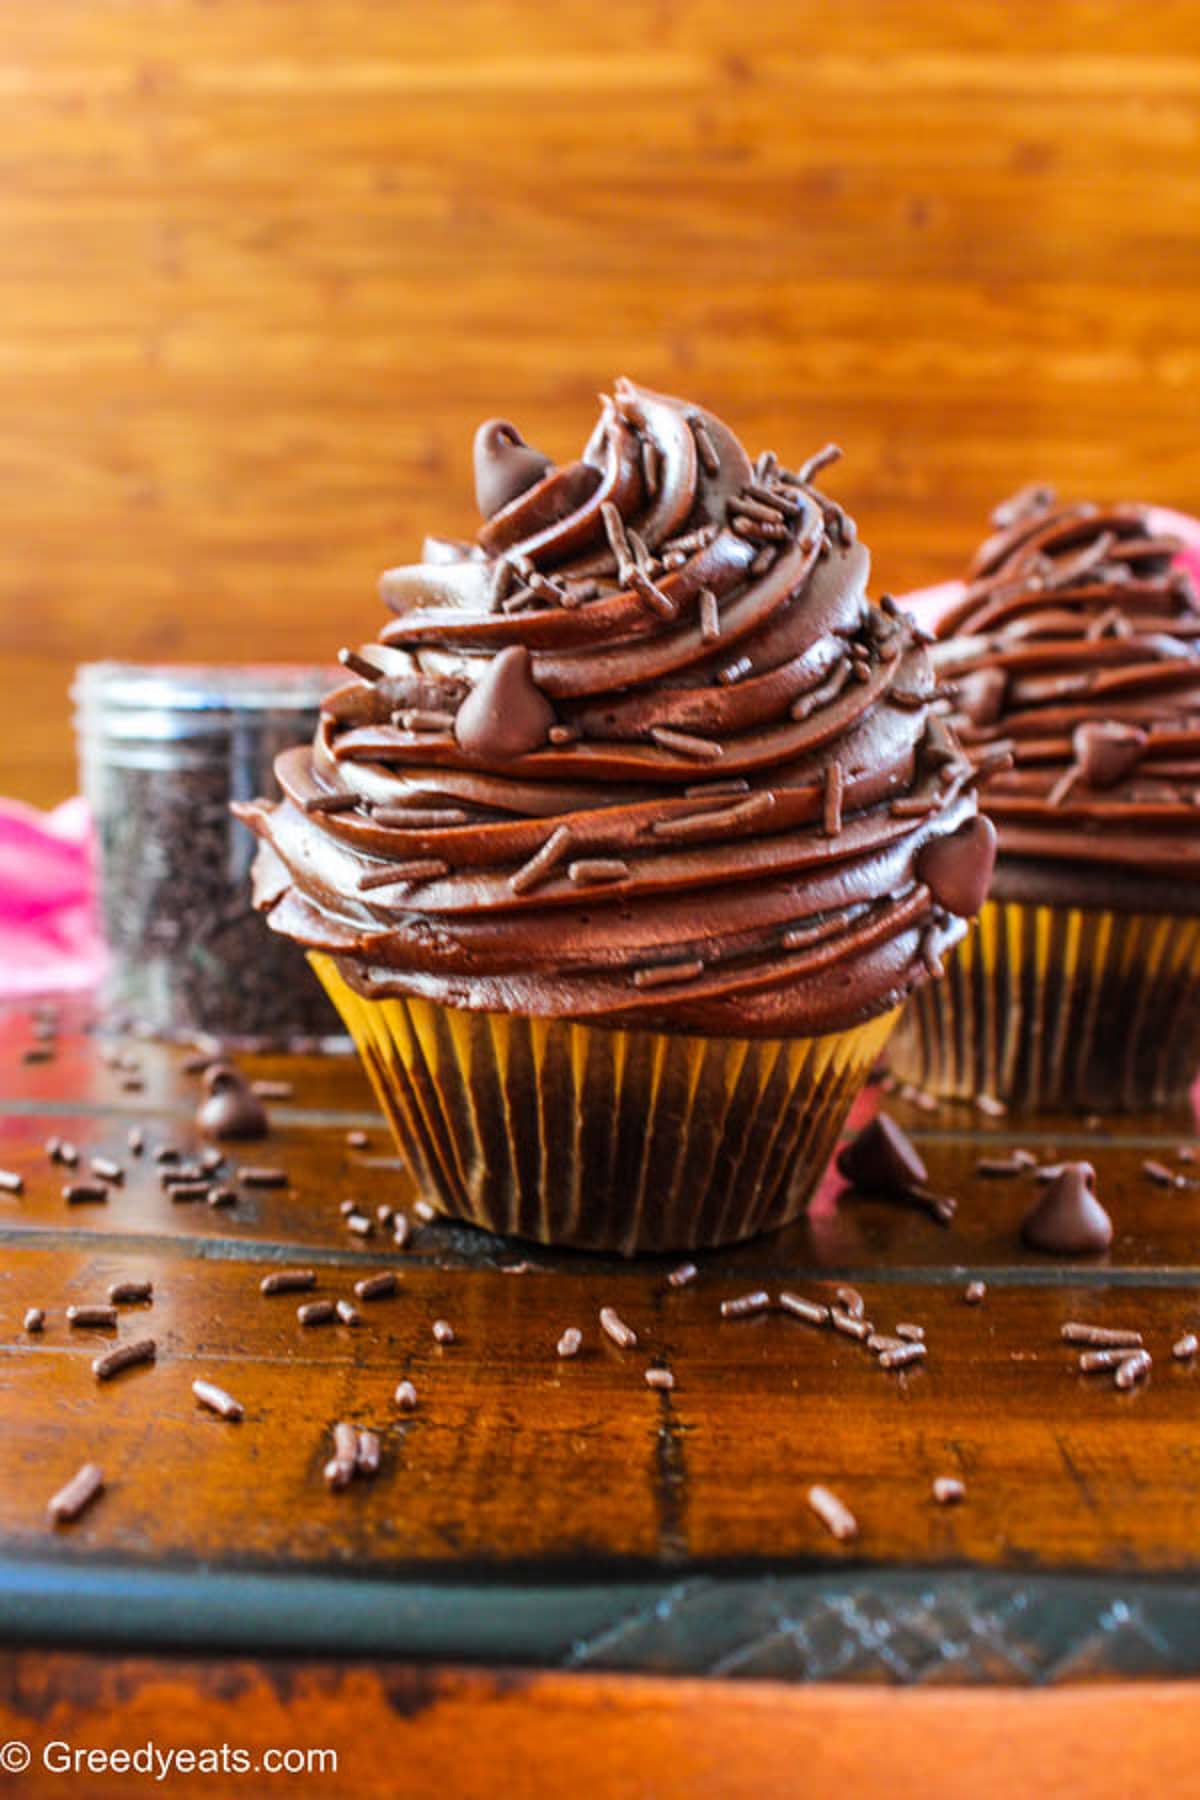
(0, 797, 106, 997)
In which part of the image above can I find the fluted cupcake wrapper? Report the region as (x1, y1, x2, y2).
(890, 900, 1200, 1112)
(312, 953, 898, 1254)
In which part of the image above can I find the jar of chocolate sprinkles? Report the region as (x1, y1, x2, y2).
(74, 662, 344, 1047)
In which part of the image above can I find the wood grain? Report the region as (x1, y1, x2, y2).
(4, 999, 1200, 1585)
(3, 1655, 1200, 1800)
(3, 1, 1199, 806)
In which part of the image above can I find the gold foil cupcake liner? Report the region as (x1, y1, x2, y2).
(890, 900, 1200, 1111)
(311, 953, 898, 1253)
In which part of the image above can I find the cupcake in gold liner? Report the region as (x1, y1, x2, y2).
(890, 488, 1200, 1112)
(237, 383, 991, 1250)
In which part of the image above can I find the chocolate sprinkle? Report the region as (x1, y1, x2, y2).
(48, 1463, 104, 1525)
(933, 1476, 965, 1505)
(108, 1281, 152, 1304)
(193, 1379, 244, 1421)
(354, 1272, 398, 1302)
(67, 1305, 118, 1329)
(298, 1300, 336, 1327)
(599, 1306, 637, 1349)
(510, 825, 574, 895)
(720, 1290, 770, 1319)
(778, 1292, 830, 1326)
(394, 1380, 418, 1410)
(648, 725, 724, 763)
(807, 1484, 858, 1542)
(92, 1338, 156, 1381)
(556, 1327, 583, 1358)
(260, 1269, 315, 1296)
(1115, 1350, 1152, 1389)
(1061, 1323, 1143, 1347)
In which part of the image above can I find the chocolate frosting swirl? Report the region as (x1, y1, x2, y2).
(239, 382, 988, 1035)
(935, 487, 1200, 904)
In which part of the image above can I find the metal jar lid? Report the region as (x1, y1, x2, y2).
(73, 662, 338, 745)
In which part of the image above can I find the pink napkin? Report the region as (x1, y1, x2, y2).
(0, 797, 106, 998)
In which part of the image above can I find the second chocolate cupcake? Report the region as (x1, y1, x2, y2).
(891, 486, 1200, 1111)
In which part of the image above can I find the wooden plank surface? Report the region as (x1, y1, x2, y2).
(5, 995, 1200, 1690)
(3, 0, 1200, 807)
(2, 1656, 1200, 1800)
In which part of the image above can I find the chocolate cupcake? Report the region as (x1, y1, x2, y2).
(238, 382, 990, 1250)
(891, 486, 1200, 1110)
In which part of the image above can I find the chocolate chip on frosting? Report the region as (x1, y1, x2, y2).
(473, 419, 552, 518)
(453, 645, 556, 760)
(1072, 720, 1148, 789)
(916, 814, 998, 919)
(956, 666, 1008, 728)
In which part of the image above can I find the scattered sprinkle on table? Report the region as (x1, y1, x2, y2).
(23, 1307, 44, 1333)
(92, 1338, 156, 1382)
(964, 1281, 986, 1305)
(260, 1269, 315, 1296)
(432, 1319, 455, 1344)
(933, 1477, 965, 1505)
(394, 1380, 417, 1410)
(336, 1299, 361, 1326)
(1115, 1350, 1152, 1389)
(1173, 1333, 1198, 1360)
(599, 1307, 636, 1349)
(0, 1169, 23, 1195)
(192, 1379, 243, 1421)
(354, 1272, 397, 1302)
(107, 1280, 152, 1305)
(666, 1263, 697, 1289)
(67, 1305, 117, 1329)
(236, 1166, 288, 1188)
(557, 1328, 582, 1358)
(298, 1300, 335, 1327)
(48, 1463, 104, 1525)
(807, 1485, 858, 1542)
(720, 1290, 770, 1319)
(778, 1292, 830, 1327)
(1061, 1323, 1143, 1347)
(644, 1367, 675, 1390)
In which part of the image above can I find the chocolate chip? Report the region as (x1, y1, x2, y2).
(836, 1113, 927, 1196)
(196, 1064, 269, 1141)
(1072, 720, 1147, 789)
(453, 645, 556, 760)
(473, 419, 552, 517)
(916, 815, 998, 919)
(1021, 1162, 1113, 1254)
(957, 667, 1008, 727)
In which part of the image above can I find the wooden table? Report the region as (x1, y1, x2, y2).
(2, 997, 1200, 1795)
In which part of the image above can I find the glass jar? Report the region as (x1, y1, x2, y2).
(74, 662, 344, 1048)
